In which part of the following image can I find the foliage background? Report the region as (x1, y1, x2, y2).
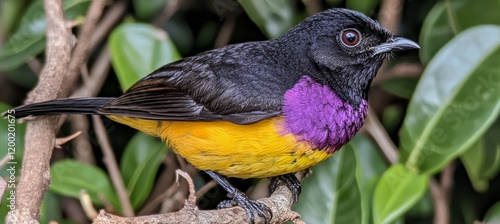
(0, 0, 499, 223)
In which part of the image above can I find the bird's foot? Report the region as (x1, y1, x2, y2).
(205, 170, 272, 224)
(217, 191, 272, 224)
(268, 173, 301, 203)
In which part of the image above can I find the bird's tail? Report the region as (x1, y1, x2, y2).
(4, 97, 115, 119)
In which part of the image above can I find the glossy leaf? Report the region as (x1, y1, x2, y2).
(484, 202, 500, 223)
(481, 118, 500, 179)
(373, 164, 428, 224)
(133, 0, 167, 20)
(109, 23, 181, 90)
(419, 0, 500, 64)
(400, 26, 500, 174)
(0, 0, 91, 71)
(461, 140, 489, 192)
(461, 119, 500, 192)
(380, 77, 419, 99)
(352, 135, 387, 224)
(50, 160, 121, 212)
(294, 142, 362, 224)
(120, 132, 168, 210)
(346, 0, 379, 15)
(238, 0, 295, 39)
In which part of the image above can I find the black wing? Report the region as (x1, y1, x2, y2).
(99, 42, 300, 124)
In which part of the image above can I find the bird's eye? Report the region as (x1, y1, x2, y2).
(340, 29, 361, 47)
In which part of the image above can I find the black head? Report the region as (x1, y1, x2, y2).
(275, 8, 419, 107)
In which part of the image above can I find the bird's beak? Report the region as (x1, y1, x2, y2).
(372, 37, 420, 56)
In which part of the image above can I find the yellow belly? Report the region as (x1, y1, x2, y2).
(107, 116, 333, 178)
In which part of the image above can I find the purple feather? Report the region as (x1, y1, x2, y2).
(282, 76, 368, 153)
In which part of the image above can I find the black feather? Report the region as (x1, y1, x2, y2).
(7, 98, 114, 119)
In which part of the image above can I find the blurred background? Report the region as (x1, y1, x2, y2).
(0, 0, 499, 223)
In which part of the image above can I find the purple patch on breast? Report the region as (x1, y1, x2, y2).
(282, 76, 368, 153)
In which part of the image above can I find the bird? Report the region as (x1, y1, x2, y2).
(5, 8, 419, 224)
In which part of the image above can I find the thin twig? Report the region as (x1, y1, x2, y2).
(70, 115, 96, 164)
(371, 63, 423, 86)
(54, 131, 82, 148)
(80, 190, 98, 219)
(0, 154, 10, 170)
(92, 115, 135, 217)
(60, 0, 107, 97)
(153, 0, 180, 27)
(26, 58, 43, 75)
(378, 0, 403, 33)
(364, 108, 399, 163)
(138, 151, 179, 215)
(71, 45, 111, 98)
(441, 162, 455, 193)
(429, 179, 448, 224)
(214, 9, 238, 48)
(444, 0, 460, 35)
(176, 170, 197, 205)
(195, 180, 217, 198)
(90, 1, 128, 52)
(300, 0, 323, 15)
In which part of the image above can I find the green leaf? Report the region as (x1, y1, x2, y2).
(0, 182, 15, 221)
(5, 64, 38, 88)
(461, 140, 489, 192)
(132, 0, 167, 20)
(481, 118, 500, 179)
(0, 0, 28, 34)
(40, 191, 62, 224)
(380, 77, 419, 99)
(120, 132, 168, 210)
(419, 0, 500, 64)
(50, 159, 121, 212)
(238, 0, 295, 39)
(372, 164, 428, 224)
(352, 135, 388, 224)
(484, 202, 500, 223)
(406, 190, 433, 217)
(0, 103, 26, 178)
(346, 0, 379, 15)
(382, 105, 405, 134)
(461, 119, 500, 192)
(109, 23, 181, 90)
(0, 0, 91, 71)
(400, 25, 500, 174)
(294, 142, 363, 224)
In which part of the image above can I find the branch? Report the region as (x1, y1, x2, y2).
(364, 108, 399, 163)
(94, 170, 305, 224)
(7, 0, 73, 222)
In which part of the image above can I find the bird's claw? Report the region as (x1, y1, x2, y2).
(217, 191, 272, 224)
(268, 173, 301, 203)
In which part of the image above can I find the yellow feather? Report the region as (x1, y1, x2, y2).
(107, 115, 333, 178)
